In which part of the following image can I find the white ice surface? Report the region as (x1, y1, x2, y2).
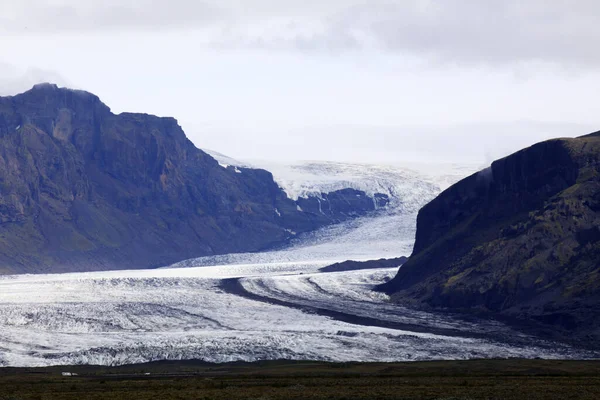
(0, 265, 589, 367)
(251, 160, 477, 205)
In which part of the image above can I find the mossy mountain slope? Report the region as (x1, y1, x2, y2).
(382, 132, 600, 340)
(0, 84, 376, 274)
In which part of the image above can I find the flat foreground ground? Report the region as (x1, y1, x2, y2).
(1, 359, 600, 399)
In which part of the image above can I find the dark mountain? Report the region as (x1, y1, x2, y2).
(0, 84, 383, 274)
(381, 132, 600, 342)
(320, 257, 407, 273)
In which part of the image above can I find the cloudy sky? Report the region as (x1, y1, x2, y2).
(1, 1, 599, 164)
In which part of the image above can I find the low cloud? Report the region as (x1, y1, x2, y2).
(340, 1, 600, 67)
(189, 121, 597, 165)
(2, 1, 600, 68)
(0, 63, 70, 96)
(0, 0, 223, 33)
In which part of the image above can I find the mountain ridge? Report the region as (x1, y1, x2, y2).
(381, 132, 600, 343)
(0, 84, 383, 274)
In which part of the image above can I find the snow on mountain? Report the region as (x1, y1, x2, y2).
(253, 160, 475, 207)
(203, 149, 253, 169)
(205, 148, 479, 211)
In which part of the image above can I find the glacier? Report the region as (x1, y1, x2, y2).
(0, 159, 595, 367)
(0, 264, 592, 367)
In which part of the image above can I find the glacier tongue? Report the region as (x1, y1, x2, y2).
(0, 263, 591, 367)
(6, 158, 575, 369)
(171, 159, 481, 269)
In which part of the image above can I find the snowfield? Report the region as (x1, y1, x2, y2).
(0, 159, 594, 367)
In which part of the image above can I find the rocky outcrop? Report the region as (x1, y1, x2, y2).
(296, 189, 389, 218)
(0, 84, 378, 274)
(381, 132, 600, 342)
(320, 257, 407, 273)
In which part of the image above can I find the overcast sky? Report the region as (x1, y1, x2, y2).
(1, 0, 599, 164)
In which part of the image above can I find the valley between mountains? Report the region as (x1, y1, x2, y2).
(1, 85, 599, 368)
(0, 153, 596, 367)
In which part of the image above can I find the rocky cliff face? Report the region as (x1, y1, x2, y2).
(382, 132, 600, 341)
(0, 84, 379, 274)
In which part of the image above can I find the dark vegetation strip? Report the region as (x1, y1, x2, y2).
(318, 257, 407, 273)
(2, 360, 600, 400)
